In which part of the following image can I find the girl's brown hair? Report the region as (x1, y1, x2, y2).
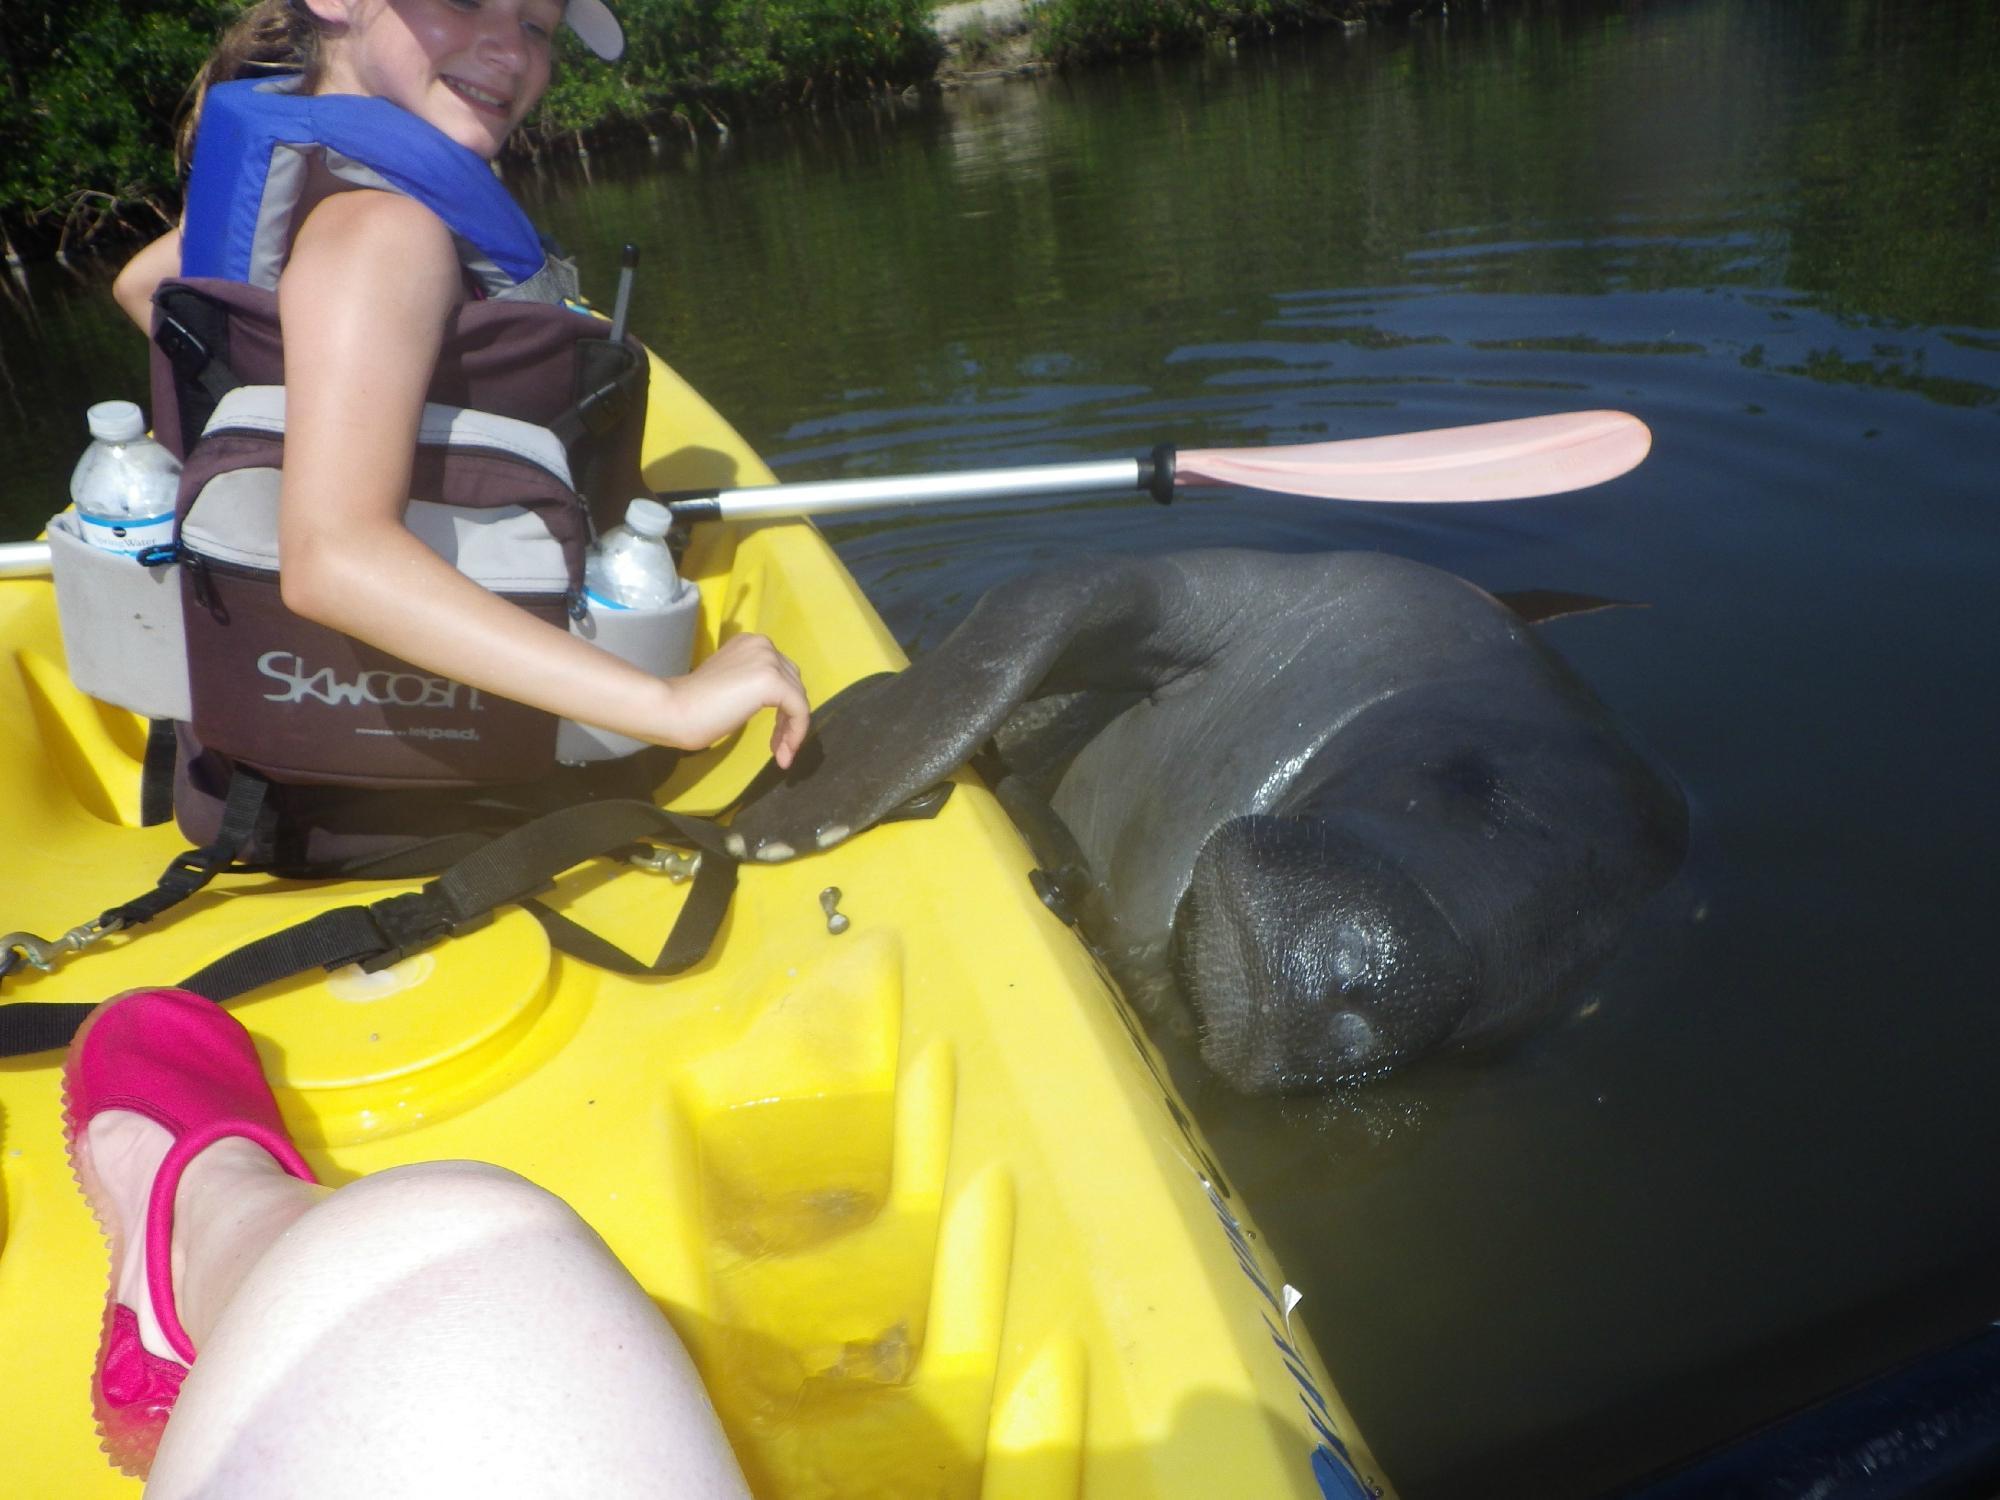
(176, 0, 329, 172)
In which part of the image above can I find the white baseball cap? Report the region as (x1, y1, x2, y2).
(565, 0, 624, 60)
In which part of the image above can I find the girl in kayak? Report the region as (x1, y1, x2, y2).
(67, 985, 751, 1495)
(110, 0, 810, 770)
(73, 0, 785, 1489)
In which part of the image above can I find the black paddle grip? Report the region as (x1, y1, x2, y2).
(1140, 444, 1177, 506)
(661, 494, 723, 524)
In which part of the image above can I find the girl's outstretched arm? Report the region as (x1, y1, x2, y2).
(274, 190, 808, 764)
(113, 227, 183, 332)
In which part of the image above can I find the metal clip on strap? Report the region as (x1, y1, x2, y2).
(0, 917, 122, 979)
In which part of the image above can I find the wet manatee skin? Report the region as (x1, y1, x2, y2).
(733, 550, 1688, 1093)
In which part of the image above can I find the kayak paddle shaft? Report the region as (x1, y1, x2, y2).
(661, 455, 1166, 523)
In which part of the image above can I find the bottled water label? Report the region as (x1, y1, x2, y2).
(70, 401, 182, 559)
(584, 585, 637, 611)
(75, 509, 175, 556)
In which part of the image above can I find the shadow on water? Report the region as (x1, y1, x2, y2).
(4, 0, 1999, 1495)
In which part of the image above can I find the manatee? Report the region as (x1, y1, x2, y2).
(732, 549, 1687, 1094)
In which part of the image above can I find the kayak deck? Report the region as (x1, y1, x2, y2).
(0, 355, 1390, 1498)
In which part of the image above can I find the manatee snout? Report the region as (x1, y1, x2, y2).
(1172, 815, 1477, 1094)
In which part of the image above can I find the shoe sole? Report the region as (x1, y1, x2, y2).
(62, 996, 180, 1479)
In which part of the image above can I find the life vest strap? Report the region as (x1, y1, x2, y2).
(141, 719, 179, 827)
(99, 768, 276, 933)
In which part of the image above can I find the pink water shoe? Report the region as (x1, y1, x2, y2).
(62, 987, 318, 1476)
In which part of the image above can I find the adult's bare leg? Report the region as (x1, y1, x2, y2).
(145, 1153, 748, 1500)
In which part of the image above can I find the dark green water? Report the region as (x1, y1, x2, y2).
(4, 1, 1998, 1494)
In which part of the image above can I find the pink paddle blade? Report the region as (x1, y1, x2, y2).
(1175, 410, 1653, 503)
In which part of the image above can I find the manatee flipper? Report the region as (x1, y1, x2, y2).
(729, 558, 1194, 862)
(990, 688, 1143, 799)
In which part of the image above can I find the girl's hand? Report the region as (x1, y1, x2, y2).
(665, 633, 810, 766)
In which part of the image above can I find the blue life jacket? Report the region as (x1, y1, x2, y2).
(181, 76, 577, 303)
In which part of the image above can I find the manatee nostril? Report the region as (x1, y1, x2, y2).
(1329, 922, 1375, 986)
(1328, 1010, 1381, 1063)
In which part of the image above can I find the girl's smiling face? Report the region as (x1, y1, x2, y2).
(307, 0, 562, 157)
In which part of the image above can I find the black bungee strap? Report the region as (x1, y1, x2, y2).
(0, 797, 737, 1055)
(181, 798, 737, 1001)
(0, 997, 100, 1058)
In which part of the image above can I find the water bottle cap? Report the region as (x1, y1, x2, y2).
(86, 400, 147, 443)
(623, 497, 673, 537)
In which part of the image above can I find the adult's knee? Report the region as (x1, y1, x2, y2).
(323, 1160, 590, 1247)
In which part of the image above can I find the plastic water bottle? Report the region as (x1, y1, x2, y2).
(584, 497, 685, 610)
(69, 400, 180, 557)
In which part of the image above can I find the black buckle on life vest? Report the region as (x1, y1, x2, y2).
(574, 380, 631, 438)
(160, 847, 229, 885)
(156, 312, 213, 383)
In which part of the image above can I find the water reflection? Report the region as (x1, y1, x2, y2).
(941, 75, 1057, 181)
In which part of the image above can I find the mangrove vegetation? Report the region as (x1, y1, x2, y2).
(3, 0, 1414, 263)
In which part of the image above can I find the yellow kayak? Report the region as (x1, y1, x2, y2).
(0, 354, 1392, 1499)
